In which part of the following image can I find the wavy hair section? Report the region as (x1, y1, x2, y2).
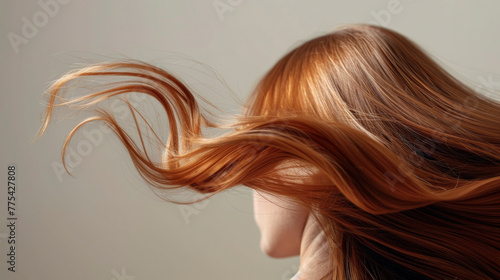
(34, 24, 500, 280)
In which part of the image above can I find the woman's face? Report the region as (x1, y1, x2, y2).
(253, 190, 309, 258)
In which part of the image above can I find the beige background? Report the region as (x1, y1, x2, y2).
(1, 0, 500, 279)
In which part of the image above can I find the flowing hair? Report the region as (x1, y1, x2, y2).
(33, 24, 500, 279)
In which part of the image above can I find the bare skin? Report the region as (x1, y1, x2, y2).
(164, 149, 332, 277)
(297, 213, 333, 279)
(253, 190, 309, 257)
(253, 190, 333, 279)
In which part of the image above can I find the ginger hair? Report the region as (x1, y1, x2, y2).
(34, 24, 500, 279)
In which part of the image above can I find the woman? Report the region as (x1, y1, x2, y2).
(34, 24, 500, 279)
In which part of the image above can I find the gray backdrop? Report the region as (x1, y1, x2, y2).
(1, 0, 500, 279)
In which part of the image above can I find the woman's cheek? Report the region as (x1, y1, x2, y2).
(253, 190, 309, 258)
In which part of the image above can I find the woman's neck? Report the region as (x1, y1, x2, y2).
(296, 214, 333, 279)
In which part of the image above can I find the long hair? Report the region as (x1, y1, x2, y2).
(34, 24, 500, 279)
